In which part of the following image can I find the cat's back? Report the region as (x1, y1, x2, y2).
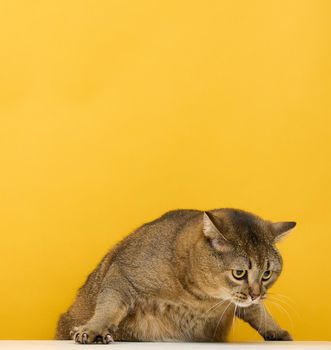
(112, 209, 202, 261)
(137, 209, 202, 236)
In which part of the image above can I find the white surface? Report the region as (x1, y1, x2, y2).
(0, 341, 330, 350)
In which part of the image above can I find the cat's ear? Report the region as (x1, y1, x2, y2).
(272, 221, 296, 243)
(203, 212, 231, 252)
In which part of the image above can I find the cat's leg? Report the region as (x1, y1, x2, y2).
(236, 304, 292, 341)
(73, 275, 134, 344)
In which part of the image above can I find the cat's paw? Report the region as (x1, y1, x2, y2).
(264, 329, 293, 341)
(71, 326, 114, 344)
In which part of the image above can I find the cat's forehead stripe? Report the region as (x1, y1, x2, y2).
(248, 259, 252, 270)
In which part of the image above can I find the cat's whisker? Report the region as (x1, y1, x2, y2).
(263, 302, 267, 335)
(258, 303, 263, 335)
(266, 294, 302, 322)
(231, 295, 238, 336)
(267, 292, 298, 311)
(205, 298, 229, 314)
(231, 285, 244, 337)
(203, 293, 232, 332)
(231, 303, 237, 337)
(267, 295, 294, 309)
(263, 301, 273, 335)
(203, 297, 230, 331)
(265, 299, 294, 332)
(267, 293, 300, 314)
(213, 300, 233, 338)
(268, 292, 297, 305)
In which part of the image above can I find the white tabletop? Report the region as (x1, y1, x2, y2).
(0, 341, 330, 350)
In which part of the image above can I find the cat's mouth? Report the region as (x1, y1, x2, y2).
(231, 292, 264, 307)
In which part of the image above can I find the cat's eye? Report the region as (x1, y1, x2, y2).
(232, 269, 247, 280)
(262, 270, 272, 281)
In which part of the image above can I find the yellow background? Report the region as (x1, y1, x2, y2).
(0, 0, 330, 341)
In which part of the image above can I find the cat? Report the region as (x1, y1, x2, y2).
(55, 208, 296, 343)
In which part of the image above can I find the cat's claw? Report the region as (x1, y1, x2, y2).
(82, 333, 88, 344)
(71, 326, 115, 344)
(104, 334, 114, 344)
(264, 329, 292, 341)
(73, 331, 92, 344)
(72, 326, 95, 344)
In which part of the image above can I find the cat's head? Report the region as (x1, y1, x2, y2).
(199, 209, 295, 307)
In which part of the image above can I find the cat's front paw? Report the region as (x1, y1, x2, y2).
(71, 325, 114, 344)
(264, 329, 292, 341)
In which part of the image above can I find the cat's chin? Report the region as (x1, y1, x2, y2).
(234, 301, 252, 307)
(231, 294, 263, 307)
(233, 299, 260, 308)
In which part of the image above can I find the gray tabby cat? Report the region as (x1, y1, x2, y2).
(56, 208, 296, 343)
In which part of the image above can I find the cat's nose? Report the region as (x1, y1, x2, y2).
(249, 283, 260, 300)
(250, 292, 260, 300)
(249, 292, 260, 300)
